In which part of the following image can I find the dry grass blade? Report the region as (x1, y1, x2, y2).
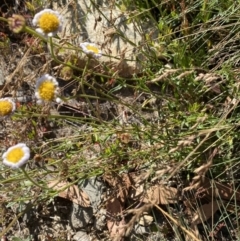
(199, 148, 218, 173)
(132, 170, 152, 185)
(195, 73, 222, 93)
(154, 204, 201, 241)
(184, 148, 218, 192)
(1, 0, 240, 240)
(188, 201, 219, 240)
(183, 177, 240, 239)
(48, 180, 91, 207)
(147, 69, 180, 83)
(188, 160, 213, 189)
(124, 204, 153, 237)
(151, 166, 173, 182)
(194, 161, 212, 176)
(169, 135, 196, 153)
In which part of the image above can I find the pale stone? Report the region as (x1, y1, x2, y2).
(73, 231, 90, 241)
(50, 0, 158, 77)
(70, 178, 106, 229)
(0, 60, 5, 88)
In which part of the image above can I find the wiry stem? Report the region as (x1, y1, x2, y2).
(21, 167, 50, 190)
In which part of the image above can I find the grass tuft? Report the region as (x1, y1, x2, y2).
(1, 0, 240, 240)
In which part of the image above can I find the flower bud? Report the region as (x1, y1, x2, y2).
(60, 66, 73, 81)
(8, 14, 26, 33)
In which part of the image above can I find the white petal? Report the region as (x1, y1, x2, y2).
(2, 143, 30, 169)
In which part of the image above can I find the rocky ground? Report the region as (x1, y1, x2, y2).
(0, 32, 179, 241)
(1, 1, 240, 241)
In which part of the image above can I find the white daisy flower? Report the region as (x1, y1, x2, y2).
(0, 98, 16, 118)
(2, 143, 30, 169)
(35, 74, 59, 103)
(80, 42, 102, 58)
(32, 9, 63, 37)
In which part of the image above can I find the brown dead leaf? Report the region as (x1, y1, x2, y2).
(204, 179, 240, 202)
(48, 180, 91, 207)
(185, 200, 219, 240)
(191, 200, 219, 226)
(183, 177, 240, 233)
(103, 173, 132, 203)
(106, 197, 125, 241)
(143, 185, 178, 205)
(103, 173, 134, 240)
(185, 178, 240, 203)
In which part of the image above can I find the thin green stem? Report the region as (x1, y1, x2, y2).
(49, 36, 85, 72)
(79, 57, 102, 121)
(24, 26, 48, 42)
(48, 36, 132, 81)
(0, 17, 8, 23)
(21, 167, 50, 190)
(0, 198, 36, 237)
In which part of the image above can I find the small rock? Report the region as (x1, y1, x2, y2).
(81, 178, 105, 212)
(70, 178, 106, 229)
(134, 223, 151, 235)
(138, 213, 153, 226)
(51, 0, 158, 77)
(0, 62, 5, 88)
(73, 231, 90, 241)
(0, 70, 4, 87)
(94, 208, 107, 231)
(70, 203, 93, 229)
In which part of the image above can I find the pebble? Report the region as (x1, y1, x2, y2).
(72, 231, 90, 241)
(70, 178, 106, 229)
(0, 64, 5, 88)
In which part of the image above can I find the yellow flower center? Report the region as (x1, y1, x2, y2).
(38, 81, 56, 101)
(38, 13, 60, 33)
(86, 45, 99, 54)
(6, 148, 24, 163)
(0, 100, 13, 116)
